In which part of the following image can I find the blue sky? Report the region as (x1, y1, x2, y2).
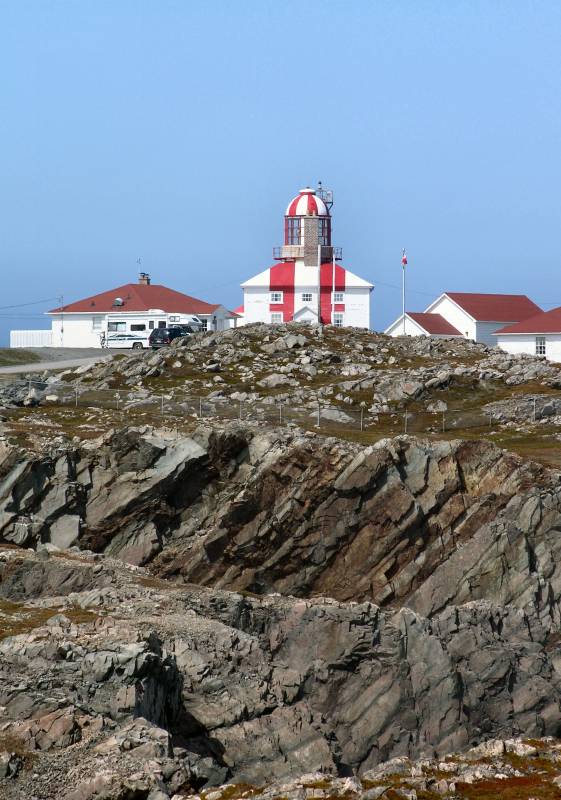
(2, 0, 561, 344)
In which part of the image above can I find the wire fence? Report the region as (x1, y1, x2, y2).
(1, 376, 557, 439)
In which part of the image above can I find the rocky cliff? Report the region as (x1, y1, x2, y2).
(2, 421, 561, 797)
(3, 326, 561, 798)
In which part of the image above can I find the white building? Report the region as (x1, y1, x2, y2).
(385, 311, 463, 338)
(495, 306, 561, 362)
(239, 186, 373, 328)
(386, 292, 541, 345)
(10, 274, 237, 349)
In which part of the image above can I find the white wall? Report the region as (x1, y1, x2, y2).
(497, 333, 561, 362)
(386, 315, 424, 337)
(476, 320, 519, 346)
(244, 287, 271, 324)
(51, 316, 103, 348)
(428, 296, 475, 339)
(343, 287, 371, 328)
(10, 330, 52, 348)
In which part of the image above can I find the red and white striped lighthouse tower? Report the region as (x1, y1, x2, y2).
(239, 185, 373, 328)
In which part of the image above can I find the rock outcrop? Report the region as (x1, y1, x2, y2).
(2, 424, 561, 624)
(2, 548, 561, 799)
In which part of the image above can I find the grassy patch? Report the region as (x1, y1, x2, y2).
(0, 349, 41, 367)
(0, 599, 98, 639)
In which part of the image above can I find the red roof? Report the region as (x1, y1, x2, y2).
(49, 283, 222, 315)
(407, 312, 462, 336)
(496, 306, 561, 335)
(233, 304, 244, 315)
(444, 292, 541, 322)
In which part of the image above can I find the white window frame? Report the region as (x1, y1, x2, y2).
(301, 292, 313, 303)
(271, 312, 283, 324)
(108, 321, 126, 332)
(199, 318, 208, 331)
(333, 313, 344, 328)
(92, 316, 102, 330)
(169, 315, 180, 322)
(270, 291, 283, 304)
(333, 292, 344, 303)
(536, 335, 546, 356)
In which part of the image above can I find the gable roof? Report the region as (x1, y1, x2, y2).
(441, 292, 541, 322)
(495, 306, 561, 335)
(48, 283, 224, 316)
(407, 312, 462, 336)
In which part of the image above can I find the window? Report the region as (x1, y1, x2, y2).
(200, 318, 208, 331)
(318, 218, 331, 246)
(270, 291, 283, 304)
(169, 315, 180, 322)
(149, 320, 155, 330)
(285, 217, 301, 245)
(333, 292, 344, 303)
(333, 313, 344, 328)
(271, 313, 283, 324)
(108, 321, 126, 332)
(92, 317, 102, 330)
(302, 293, 313, 303)
(536, 336, 546, 356)
(158, 320, 167, 328)
(131, 324, 146, 331)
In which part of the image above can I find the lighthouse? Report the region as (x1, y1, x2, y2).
(239, 185, 373, 328)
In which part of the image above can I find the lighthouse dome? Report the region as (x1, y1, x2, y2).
(286, 188, 329, 217)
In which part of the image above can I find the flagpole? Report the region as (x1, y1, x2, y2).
(402, 249, 406, 335)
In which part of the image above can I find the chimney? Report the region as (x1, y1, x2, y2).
(138, 272, 151, 286)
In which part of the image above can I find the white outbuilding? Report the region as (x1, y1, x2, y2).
(386, 292, 541, 345)
(495, 306, 561, 362)
(10, 274, 237, 349)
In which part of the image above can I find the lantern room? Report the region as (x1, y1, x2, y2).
(274, 186, 340, 266)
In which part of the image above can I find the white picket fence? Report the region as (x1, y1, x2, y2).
(9, 330, 52, 348)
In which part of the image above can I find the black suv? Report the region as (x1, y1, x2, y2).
(148, 327, 187, 349)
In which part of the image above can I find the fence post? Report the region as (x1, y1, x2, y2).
(75, 388, 79, 408)
(199, 397, 203, 418)
(316, 400, 321, 428)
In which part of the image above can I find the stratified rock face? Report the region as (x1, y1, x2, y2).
(1, 550, 561, 799)
(3, 425, 561, 797)
(2, 424, 561, 621)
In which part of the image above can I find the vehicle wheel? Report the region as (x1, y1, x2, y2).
(132, 342, 143, 350)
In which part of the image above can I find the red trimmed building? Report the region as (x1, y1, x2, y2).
(495, 306, 561, 361)
(239, 186, 373, 328)
(386, 292, 541, 345)
(10, 273, 237, 348)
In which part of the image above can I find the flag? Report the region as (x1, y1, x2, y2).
(401, 250, 407, 266)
